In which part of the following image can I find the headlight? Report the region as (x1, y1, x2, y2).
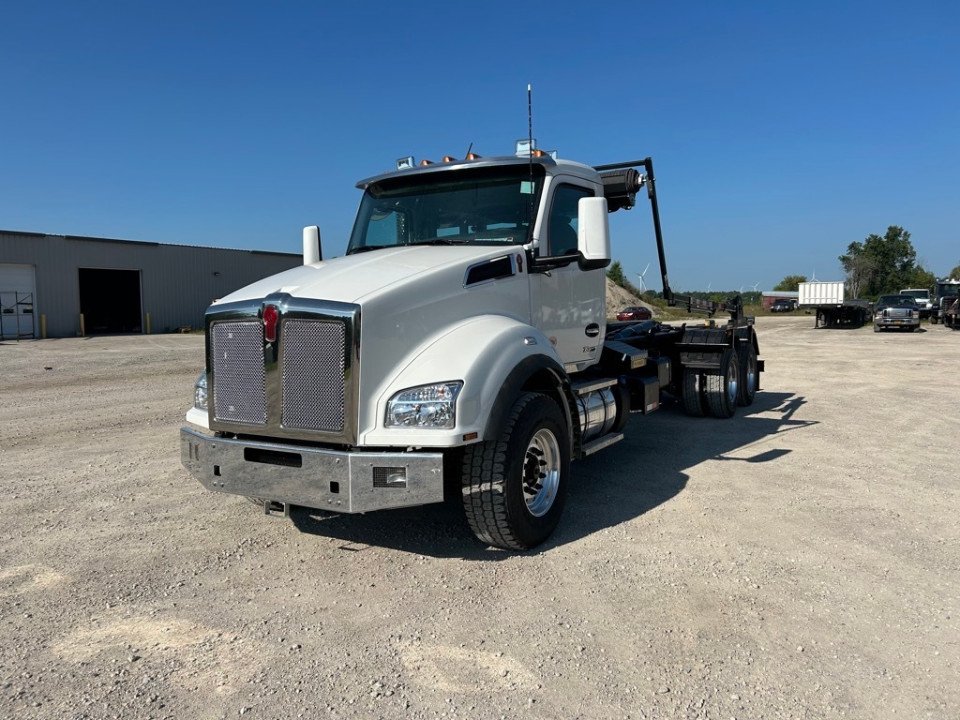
(385, 381, 462, 428)
(194, 372, 208, 411)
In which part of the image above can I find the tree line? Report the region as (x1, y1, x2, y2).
(609, 226, 960, 302)
(773, 226, 960, 298)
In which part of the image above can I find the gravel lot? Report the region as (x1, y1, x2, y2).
(1, 316, 957, 719)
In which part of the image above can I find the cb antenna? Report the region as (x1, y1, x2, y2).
(527, 83, 535, 245)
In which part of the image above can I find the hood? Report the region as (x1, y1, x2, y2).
(213, 245, 520, 306)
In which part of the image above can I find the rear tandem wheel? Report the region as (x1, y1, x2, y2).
(704, 349, 739, 419)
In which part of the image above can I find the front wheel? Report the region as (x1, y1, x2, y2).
(461, 392, 570, 550)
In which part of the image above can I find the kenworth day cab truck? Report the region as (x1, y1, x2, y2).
(181, 147, 763, 550)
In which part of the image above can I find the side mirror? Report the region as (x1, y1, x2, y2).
(302, 226, 322, 265)
(577, 197, 610, 270)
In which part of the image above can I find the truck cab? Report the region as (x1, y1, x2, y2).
(899, 288, 933, 318)
(930, 279, 960, 326)
(182, 148, 762, 549)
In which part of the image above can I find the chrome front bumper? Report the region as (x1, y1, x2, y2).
(875, 317, 919, 327)
(181, 427, 444, 513)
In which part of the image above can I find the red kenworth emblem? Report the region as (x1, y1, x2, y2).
(263, 304, 279, 343)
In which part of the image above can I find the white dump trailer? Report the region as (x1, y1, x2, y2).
(798, 281, 871, 328)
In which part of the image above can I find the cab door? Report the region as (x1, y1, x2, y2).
(531, 181, 605, 370)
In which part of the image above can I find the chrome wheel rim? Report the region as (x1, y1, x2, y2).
(522, 428, 561, 517)
(726, 363, 739, 405)
(745, 354, 756, 395)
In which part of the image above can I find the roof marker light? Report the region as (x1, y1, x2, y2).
(419, 159, 434, 166)
(466, 152, 482, 160)
(442, 155, 457, 163)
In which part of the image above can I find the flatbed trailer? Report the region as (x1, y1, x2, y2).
(798, 281, 872, 328)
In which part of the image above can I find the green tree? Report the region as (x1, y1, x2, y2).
(606, 261, 626, 287)
(839, 225, 922, 297)
(906, 266, 936, 290)
(773, 275, 807, 291)
(950, 264, 960, 280)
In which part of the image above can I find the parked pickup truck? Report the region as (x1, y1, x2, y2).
(899, 288, 933, 318)
(873, 295, 920, 332)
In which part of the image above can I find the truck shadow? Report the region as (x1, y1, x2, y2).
(289, 391, 812, 559)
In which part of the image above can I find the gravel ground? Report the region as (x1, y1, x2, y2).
(1, 317, 957, 720)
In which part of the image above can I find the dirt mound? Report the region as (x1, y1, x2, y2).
(605, 277, 659, 318)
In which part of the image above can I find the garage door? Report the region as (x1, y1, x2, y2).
(0, 263, 37, 339)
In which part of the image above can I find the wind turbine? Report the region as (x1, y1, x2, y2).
(636, 263, 651, 293)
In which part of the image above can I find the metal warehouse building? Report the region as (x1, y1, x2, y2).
(0, 230, 302, 339)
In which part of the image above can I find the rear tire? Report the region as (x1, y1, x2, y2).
(681, 368, 707, 417)
(461, 392, 569, 550)
(736, 342, 758, 407)
(705, 349, 739, 419)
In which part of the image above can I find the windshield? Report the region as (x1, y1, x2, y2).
(347, 166, 544, 254)
(900, 290, 928, 299)
(877, 295, 916, 307)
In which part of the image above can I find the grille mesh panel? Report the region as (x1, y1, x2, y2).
(282, 320, 346, 432)
(212, 322, 266, 424)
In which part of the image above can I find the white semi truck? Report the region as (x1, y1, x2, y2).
(181, 147, 763, 549)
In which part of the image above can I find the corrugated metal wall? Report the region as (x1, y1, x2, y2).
(0, 231, 302, 337)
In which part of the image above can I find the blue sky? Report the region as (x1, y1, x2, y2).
(2, 1, 957, 291)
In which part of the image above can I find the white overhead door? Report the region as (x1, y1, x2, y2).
(0, 264, 37, 339)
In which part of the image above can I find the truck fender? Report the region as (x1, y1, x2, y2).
(482, 353, 578, 457)
(360, 315, 570, 448)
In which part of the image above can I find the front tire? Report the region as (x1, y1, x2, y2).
(461, 393, 570, 550)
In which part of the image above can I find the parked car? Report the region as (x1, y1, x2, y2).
(770, 298, 795, 313)
(873, 295, 920, 332)
(616, 306, 653, 321)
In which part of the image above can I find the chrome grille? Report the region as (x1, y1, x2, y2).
(281, 320, 346, 432)
(212, 321, 266, 425)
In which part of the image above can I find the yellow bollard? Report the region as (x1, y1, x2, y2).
(79, 313, 85, 337)
(40, 314, 47, 339)
(145, 312, 151, 334)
